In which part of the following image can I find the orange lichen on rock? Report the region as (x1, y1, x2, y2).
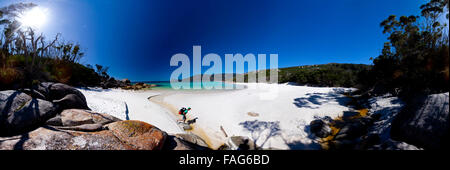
(319, 94, 370, 150)
(320, 125, 341, 150)
(358, 108, 368, 117)
(106, 120, 167, 150)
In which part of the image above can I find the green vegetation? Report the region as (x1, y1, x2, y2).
(0, 3, 111, 90)
(272, 0, 449, 95)
(277, 63, 371, 88)
(3, 1, 447, 95)
(362, 0, 449, 96)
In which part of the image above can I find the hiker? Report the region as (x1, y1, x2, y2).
(178, 107, 191, 123)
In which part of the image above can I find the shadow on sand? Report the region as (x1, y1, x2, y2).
(77, 87, 112, 92)
(239, 120, 321, 150)
(293, 89, 351, 109)
(239, 120, 281, 149)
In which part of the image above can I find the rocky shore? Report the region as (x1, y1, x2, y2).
(308, 92, 449, 150)
(1, 82, 448, 150)
(121, 82, 156, 90)
(0, 82, 209, 150)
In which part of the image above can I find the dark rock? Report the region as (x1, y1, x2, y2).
(47, 83, 89, 110)
(331, 119, 346, 128)
(101, 77, 130, 89)
(32, 82, 51, 99)
(123, 78, 131, 83)
(358, 134, 381, 149)
(48, 83, 84, 100)
(391, 92, 449, 150)
(174, 133, 208, 148)
(330, 139, 358, 150)
(19, 88, 46, 100)
(6, 98, 58, 135)
(309, 119, 332, 138)
(121, 79, 131, 86)
(342, 111, 359, 120)
(30, 82, 90, 110)
(370, 113, 382, 120)
(53, 94, 89, 110)
(368, 83, 389, 96)
(334, 118, 371, 140)
(1, 90, 58, 136)
(163, 133, 210, 150)
(225, 136, 256, 150)
(0, 90, 32, 113)
(321, 116, 334, 124)
(121, 82, 152, 90)
(45, 115, 62, 126)
(368, 139, 420, 150)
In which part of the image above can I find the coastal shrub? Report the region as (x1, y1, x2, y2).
(277, 63, 371, 88)
(0, 67, 22, 86)
(362, 0, 449, 95)
(0, 3, 109, 89)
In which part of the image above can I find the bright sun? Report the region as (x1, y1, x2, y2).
(18, 7, 48, 29)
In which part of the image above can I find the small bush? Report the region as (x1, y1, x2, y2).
(0, 67, 22, 86)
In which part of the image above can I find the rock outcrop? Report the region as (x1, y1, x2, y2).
(105, 120, 167, 150)
(0, 127, 129, 150)
(58, 109, 121, 126)
(22, 82, 90, 110)
(222, 136, 256, 150)
(391, 92, 449, 150)
(0, 90, 59, 136)
(121, 82, 154, 90)
(1, 82, 91, 136)
(45, 109, 121, 132)
(309, 119, 332, 138)
(101, 78, 131, 89)
(1, 82, 211, 150)
(163, 133, 210, 150)
(0, 110, 168, 150)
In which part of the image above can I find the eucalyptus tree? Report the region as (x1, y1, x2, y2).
(372, 0, 449, 94)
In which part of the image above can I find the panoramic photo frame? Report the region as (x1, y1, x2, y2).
(0, 0, 448, 169)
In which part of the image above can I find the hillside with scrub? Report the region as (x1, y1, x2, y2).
(0, 3, 125, 90)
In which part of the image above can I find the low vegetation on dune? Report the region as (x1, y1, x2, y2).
(277, 63, 371, 88)
(361, 0, 449, 96)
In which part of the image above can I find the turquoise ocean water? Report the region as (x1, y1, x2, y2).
(132, 81, 243, 90)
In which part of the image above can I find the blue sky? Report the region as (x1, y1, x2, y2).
(1, 0, 425, 81)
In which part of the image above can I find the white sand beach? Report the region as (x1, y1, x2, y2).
(78, 83, 355, 150)
(78, 88, 185, 134)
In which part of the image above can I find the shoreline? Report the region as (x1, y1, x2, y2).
(147, 90, 233, 149)
(78, 88, 185, 134)
(148, 83, 354, 149)
(79, 83, 355, 150)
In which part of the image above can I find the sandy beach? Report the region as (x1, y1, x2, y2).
(78, 88, 185, 134)
(78, 83, 354, 150)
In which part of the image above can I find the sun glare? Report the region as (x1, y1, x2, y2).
(18, 7, 48, 29)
